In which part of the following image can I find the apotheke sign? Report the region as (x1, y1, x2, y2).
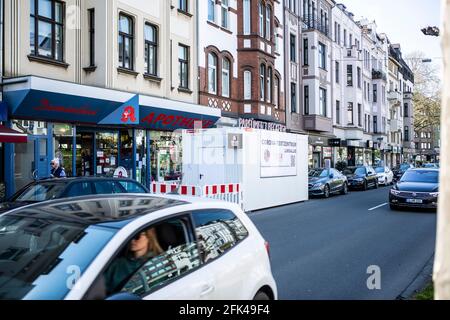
(239, 118, 286, 132)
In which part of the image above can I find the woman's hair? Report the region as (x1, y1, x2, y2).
(144, 227, 164, 255)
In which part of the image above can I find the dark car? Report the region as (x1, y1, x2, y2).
(0, 177, 149, 213)
(343, 166, 378, 190)
(308, 168, 348, 198)
(389, 168, 439, 210)
(392, 163, 415, 182)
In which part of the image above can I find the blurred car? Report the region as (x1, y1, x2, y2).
(343, 166, 378, 190)
(0, 177, 148, 213)
(389, 168, 439, 210)
(0, 194, 277, 300)
(392, 163, 415, 182)
(375, 166, 394, 186)
(308, 168, 348, 198)
(422, 163, 439, 169)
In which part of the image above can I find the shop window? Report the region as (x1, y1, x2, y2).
(96, 132, 118, 176)
(53, 124, 74, 177)
(151, 132, 182, 183)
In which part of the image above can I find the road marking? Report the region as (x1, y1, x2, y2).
(368, 203, 388, 211)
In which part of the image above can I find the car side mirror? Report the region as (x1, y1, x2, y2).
(329, 174, 334, 179)
(106, 292, 142, 300)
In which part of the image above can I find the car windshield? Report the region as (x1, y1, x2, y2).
(344, 167, 366, 176)
(400, 170, 439, 183)
(13, 182, 67, 202)
(375, 167, 385, 173)
(309, 169, 329, 178)
(0, 213, 116, 299)
(400, 164, 411, 170)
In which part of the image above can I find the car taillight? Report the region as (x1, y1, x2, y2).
(264, 241, 270, 259)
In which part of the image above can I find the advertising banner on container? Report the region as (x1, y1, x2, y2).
(260, 131, 297, 178)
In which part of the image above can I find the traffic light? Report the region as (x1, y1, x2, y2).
(421, 26, 440, 36)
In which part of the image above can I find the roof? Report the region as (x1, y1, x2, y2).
(3, 194, 190, 229)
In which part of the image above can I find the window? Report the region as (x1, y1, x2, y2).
(144, 23, 158, 76)
(66, 182, 93, 197)
(244, 71, 252, 100)
(319, 88, 327, 117)
(267, 67, 273, 103)
(208, 0, 215, 22)
(344, 29, 347, 47)
(368, 115, 371, 132)
(405, 126, 410, 142)
(349, 34, 352, 48)
(208, 53, 217, 94)
(291, 83, 297, 113)
(274, 76, 280, 108)
(318, 42, 326, 69)
(303, 38, 308, 65)
(290, 34, 296, 62)
(221, 0, 229, 28)
(357, 67, 361, 88)
(104, 217, 201, 297)
(358, 104, 362, 127)
(260, 64, 265, 101)
(88, 9, 95, 67)
(192, 209, 249, 263)
(30, 0, 65, 61)
(336, 100, 340, 124)
(265, 5, 272, 40)
(335, 61, 339, 83)
(259, 1, 264, 37)
(404, 103, 409, 117)
(347, 65, 353, 86)
(334, 22, 338, 42)
(373, 84, 377, 102)
(179, 44, 189, 89)
(347, 102, 354, 125)
(304, 85, 309, 115)
(118, 181, 146, 193)
(222, 58, 231, 98)
(243, 0, 251, 34)
(118, 13, 134, 69)
(374, 116, 378, 133)
(179, 0, 188, 13)
(93, 181, 124, 194)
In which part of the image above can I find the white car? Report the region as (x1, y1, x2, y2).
(375, 166, 394, 185)
(0, 194, 277, 300)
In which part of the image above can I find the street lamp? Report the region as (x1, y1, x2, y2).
(421, 26, 440, 36)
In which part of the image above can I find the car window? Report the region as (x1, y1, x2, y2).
(65, 182, 94, 197)
(93, 181, 125, 194)
(102, 217, 201, 298)
(400, 170, 439, 183)
(192, 209, 249, 264)
(117, 181, 146, 193)
(13, 183, 67, 202)
(354, 167, 366, 176)
(375, 167, 384, 173)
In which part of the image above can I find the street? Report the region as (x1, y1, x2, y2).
(249, 186, 437, 300)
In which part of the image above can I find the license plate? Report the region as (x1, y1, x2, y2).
(407, 199, 423, 204)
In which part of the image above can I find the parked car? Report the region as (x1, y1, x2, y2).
(308, 168, 348, 198)
(422, 163, 439, 169)
(0, 177, 148, 213)
(343, 166, 378, 190)
(389, 168, 439, 210)
(0, 194, 277, 300)
(375, 166, 394, 186)
(392, 163, 415, 182)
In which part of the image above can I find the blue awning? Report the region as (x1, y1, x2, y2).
(3, 76, 221, 130)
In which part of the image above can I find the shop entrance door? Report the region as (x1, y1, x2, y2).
(76, 132, 94, 176)
(313, 152, 321, 168)
(14, 136, 48, 190)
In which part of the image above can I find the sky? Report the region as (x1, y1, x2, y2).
(342, 0, 443, 77)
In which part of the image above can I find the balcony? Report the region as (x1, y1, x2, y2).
(303, 115, 333, 133)
(387, 90, 402, 103)
(301, 15, 329, 36)
(404, 91, 413, 100)
(372, 69, 387, 81)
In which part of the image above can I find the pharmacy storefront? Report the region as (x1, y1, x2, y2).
(2, 76, 220, 197)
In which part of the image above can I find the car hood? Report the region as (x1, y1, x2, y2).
(308, 177, 328, 184)
(395, 182, 438, 192)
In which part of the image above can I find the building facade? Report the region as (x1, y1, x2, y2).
(1, 0, 220, 197)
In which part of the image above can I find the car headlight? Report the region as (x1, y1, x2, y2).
(430, 192, 439, 197)
(390, 189, 401, 195)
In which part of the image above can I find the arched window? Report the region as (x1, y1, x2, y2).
(265, 5, 272, 41)
(244, 70, 252, 100)
(259, 1, 264, 37)
(208, 53, 218, 94)
(274, 75, 280, 108)
(267, 67, 273, 103)
(260, 64, 265, 101)
(222, 58, 231, 98)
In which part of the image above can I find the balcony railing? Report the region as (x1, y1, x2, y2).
(302, 15, 329, 36)
(372, 69, 387, 81)
(387, 90, 402, 102)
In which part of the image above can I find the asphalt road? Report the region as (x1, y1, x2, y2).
(249, 186, 437, 300)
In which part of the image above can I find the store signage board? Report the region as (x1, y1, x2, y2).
(260, 130, 297, 178)
(328, 139, 341, 147)
(239, 118, 286, 132)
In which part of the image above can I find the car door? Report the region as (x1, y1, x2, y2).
(100, 215, 216, 300)
(332, 169, 344, 191)
(386, 167, 393, 183)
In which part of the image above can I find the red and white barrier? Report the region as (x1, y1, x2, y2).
(150, 182, 243, 208)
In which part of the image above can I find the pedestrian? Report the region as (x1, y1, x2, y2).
(50, 158, 66, 178)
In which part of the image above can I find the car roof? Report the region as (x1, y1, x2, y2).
(2, 194, 191, 228)
(32, 177, 143, 183)
(410, 168, 439, 172)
